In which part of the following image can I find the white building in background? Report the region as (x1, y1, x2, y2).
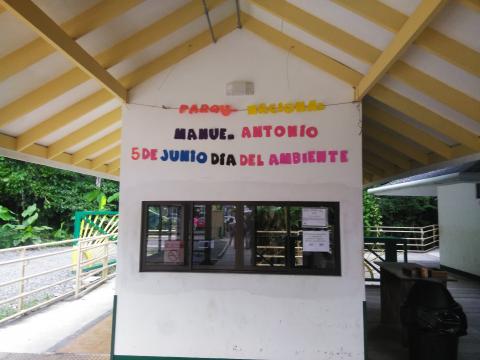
(369, 161, 480, 277)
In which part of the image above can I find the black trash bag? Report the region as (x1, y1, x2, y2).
(401, 280, 467, 337)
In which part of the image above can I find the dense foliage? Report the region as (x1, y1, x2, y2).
(363, 190, 437, 228)
(377, 195, 437, 227)
(0, 157, 119, 247)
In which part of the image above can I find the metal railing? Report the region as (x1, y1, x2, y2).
(365, 224, 439, 252)
(0, 233, 117, 324)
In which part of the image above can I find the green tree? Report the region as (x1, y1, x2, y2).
(363, 191, 383, 234)
(0, 157, 119, 235)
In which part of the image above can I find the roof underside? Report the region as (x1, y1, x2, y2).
(0, 0, 479, 182)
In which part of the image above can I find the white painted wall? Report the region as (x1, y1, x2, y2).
(116, 29, 364, 359)
(438, 183, 480, 276)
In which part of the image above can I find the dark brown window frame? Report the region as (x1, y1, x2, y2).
(140, 201, 341, 276)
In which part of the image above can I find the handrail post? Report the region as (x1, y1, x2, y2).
(102, 240, 109, 279)
(18, 248, 27, 311)
(75, 240, 82, 298)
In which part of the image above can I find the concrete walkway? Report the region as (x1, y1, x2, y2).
(0, 280, 114, 354)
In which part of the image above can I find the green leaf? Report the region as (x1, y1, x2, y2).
(98, 194, 107, 210)
(84, 190, 101, 202)
(107, 192, 119, 203)
(23, 212, 38, 226)
(0, 205, 15, 221)
(21, 204, 37, 218)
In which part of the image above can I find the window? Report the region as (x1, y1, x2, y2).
(140, 201, 340, 275)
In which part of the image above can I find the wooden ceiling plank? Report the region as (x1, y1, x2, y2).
(1, 0, 127, 102)
(364, 104, 453, 159)
(364, 160, 386, 177)
(249, 0, 378, 63)
(91, 145, 121, 170)
(333, 0, 480, 76)
(241, 13, 361, 86)
(0, 132, 112, 176)
(121, 13, 238, 89)
(250, 1, 479, 123)
(355, 0, 448, 100)
(388, 62, 480, 123)
(0, 69, 89, 128)
(0, 0, 224, 129)
(370, 85, 480, 152)
(0, 0, 143, 82)
(16, 89, 114, 151)
(364, 149, 400, 173)
(456, 0, 480, 12)
(47, 107, 121, 159)
(15, 14, 237, 153)
(96, 0, 225, 69)
(364, 138, 412, 170)
(107, 159, 121, 173)
(72, 129, 121, 165)
(364, 124, 430, 164)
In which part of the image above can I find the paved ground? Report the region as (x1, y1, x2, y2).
(0, 280, 114, 353)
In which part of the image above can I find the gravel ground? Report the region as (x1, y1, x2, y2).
(0, 245, 116, 315)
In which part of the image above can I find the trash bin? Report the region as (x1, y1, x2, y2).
(401, 280, 467, 360)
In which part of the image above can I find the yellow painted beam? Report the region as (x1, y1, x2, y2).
(250, 1, 479, 123)
(91, 145, 121, 170)
(456, 0, 480, 12)
(241, 13, 361, 85)
(0, 132, 111, 175)
(16, 90, 114, 151)
(388, 62, 480, 124)
(15, 14, 237, 153)
(0, 0, 142, 82)
(0, 69, 89, 128)
(47, 108, 122, 159)
(0, 0, 127, 102)
(364, 104, 453, 159)
(364, 149, 401, 174)
(0, 0, 223, 128)
(120, 14, 238, 89)
(333, 0, 480, 77)
(72, 129, 121, 165)
(96, 0, 224, 68)
(249, 0, 378, 63)
(369, 85, 480, 152)
(107, 159, 121, 174)
(355, 0, 448, 100)
(364, 160, 386, 177)
(364, 123, 430, 165)
(112, 168, 120, 177)
(363, 138, 412, 170)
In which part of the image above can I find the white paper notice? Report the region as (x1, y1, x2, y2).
(302, 207, 328, 227)
(303, 231, 330, 252)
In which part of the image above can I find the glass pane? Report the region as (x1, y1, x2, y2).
(193, 204, 237, 267)
(290, 206, 336, 270)
(243, 205, 255, 267)
(255, 206, 287, 267)
(145, 205, 184, 265)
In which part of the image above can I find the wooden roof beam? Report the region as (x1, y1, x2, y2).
(1, 0, 127, 102)
(363, 138, 413, 170)
(364, 104, 453, 159)
(332, 0, 480, 77)
(370, 85, 480, 152)
(47, 108, 122, 159)
(107, 159, 121, 174)
(364, 123, 431, 165)
(0, 0, 224, 128)
(91, 145, 121, 170)
(457, 0, 480, 12)
(0, 0, 142, 82)
(250, 0, 479, 124)
(16, 14, 238, 152)
(72, 129, 121, 165)
(355, 0, 447, 100)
